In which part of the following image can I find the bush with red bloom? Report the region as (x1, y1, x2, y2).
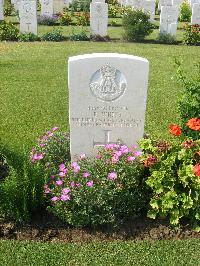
(193, 164, 200, 177)
(169, 124, 182, 136)
(186, 118, 200, 131)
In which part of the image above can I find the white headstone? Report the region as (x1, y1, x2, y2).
(90, 0, 108, 37)
(143, 0, 155, 21)
(41, 0, 53, 16)
(68, 53, 149, 159)
(189, 0, 200, 7)
(158, 0, 173, 11)
(160, 5, 179, 36)
(53, 0, 64, 13)
(191, 3, 200, 24)
(19, 0, 37, 35)
(0, 0, 4, 20)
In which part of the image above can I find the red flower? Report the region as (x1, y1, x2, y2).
(169, 124, 182, 137)
(193, 164, 200, 177)
(186, 118, 200, 131)
(182, 140, 196, 149)
(144, 154, 157, 167)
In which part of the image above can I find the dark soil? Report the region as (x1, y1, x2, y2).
(0, 211, 200, 243)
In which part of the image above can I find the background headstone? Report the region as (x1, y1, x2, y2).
(90, 0, 108, 37)
(160, 5, 179, 36)
(53, 0, 64, 13)
(41, 0, 54, 16)
(19, 0, 37, 35)
(68, 53, 149, 159)
(143, 0, 155, 21)
(191, 3, 200, 24)
(0, 0, 4, 20)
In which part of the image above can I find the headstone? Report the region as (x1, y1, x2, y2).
(158, 0, 172, 11)
(41, 0, 54, 16)
(90, 0, 108, 37)
(68, 53, 149, 159)
(172, 0, 183, 7)
(19, 0, 37, 35)
(191, 3, 200, 24)
(11, 0, 20, 11)
(133, 0, 144, 9)
(143, 0, 155, 21)
(160, 5, 179, 36)
(189, 0, 200, 7)
(53, 0, 64, 13)
(0, 0, 4, 20)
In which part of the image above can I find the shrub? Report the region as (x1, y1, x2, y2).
(110, 19, 118, 26)
(59, 12, 72, 25)
(139, 128, 200, 229)
(70, 0, 91, 12)
(157, 33, 176, 44)
(41, 28, 64, 41)
(19, 33, 40, 42)
(183, 24, 200, 46)
(0, 155, 45, 221)
(179, 1, 192, 22)
(175, 59, 200, 140)
(38, 15, 58, 26)
(75, 12, 90, 26)
(108, 5, 118, 18)
(69, 28, 89, 41)
(31, 130, 149, 227)
(4, 2, 14, 16)
(0, 21, 19, 41)
(122, 9, 154, 42)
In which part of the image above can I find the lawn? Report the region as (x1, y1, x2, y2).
(0, 41, 199, 159)
(0, 239, 200, 265)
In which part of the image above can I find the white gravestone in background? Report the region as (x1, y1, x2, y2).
(160, 5, 179, 36)
(143, 0, 155, 21)
(53, 0, 64, 13)
(0, 0, 4, 20)
(19, 0, 37, 35)
(158, 0, 172, 11)
(189, 0, 200, 7)
(191, 3, 200, 24)
(68, 53, 149, 159)
(41, 0, 53, 16)
(90, 0, 108, 37)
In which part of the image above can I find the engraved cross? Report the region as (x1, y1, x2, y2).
(93, 130, 116, 148)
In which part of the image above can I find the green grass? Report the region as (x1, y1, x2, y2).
(0, 239, 200, 265)
(0, 41, 199, 158)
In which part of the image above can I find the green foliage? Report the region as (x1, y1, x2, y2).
(19, 33, 40, 42)
(75, 12, 90, 26)
(157, 33, 176, 44)
(41, 28, 64, 41)
(0, 156, 45, 221)
(139, 138, 200, 229)
(175, 59, 200, 139)
(0, 21, 19, 41)
(70, 0, 91, 12)
(38, 15, 58, 26)
(122, 9, 154, 42)
(108, 5, 118, 18)
(179, 1, 192, 22)
(59, 12, 72, 26)
(183, 24, 200, 46)
(32, 138, 149, 227)
(4, 1, 14, 16)
(69, 28, 89, 41)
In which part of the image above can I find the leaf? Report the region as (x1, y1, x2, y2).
(147, 210, 157, 219)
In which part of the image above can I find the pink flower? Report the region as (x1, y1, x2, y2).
(86, 180, 94, 187)
(114, 151, 122, 157)
(96, 154, 102, 159)
(62, 188, 70, 194)
(39, 143, 45, 147)
(112, 156, 119, 164)
(134, 151, 142, 157)
(105, 143, 117, 150)
(70, 181, 75, 187)
(48, 132, 54, 137)
(76, 183, 81, 187)
(71, 162, 78, 168)
(31, 153, 44, 162)
(59, 163, 66, 171)
(56, 180, 63, 186)
(51, 126, 58, 132)
(50, 175, 55, 179)
(108, 172, 117, 180)
(127, 156, 135, 162)
(83, 172, 90, 178)
(51, 196, 59, 202)
(80, 153, 86, 160)
(73, 165, 80, 173)
(60, 194, 70, 201)
(44, 188, 51, 194)
(120, 145, 129, 154)
(59, 172, 66, 178)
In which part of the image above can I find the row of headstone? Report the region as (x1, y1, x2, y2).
(191, 3, 200, 24)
